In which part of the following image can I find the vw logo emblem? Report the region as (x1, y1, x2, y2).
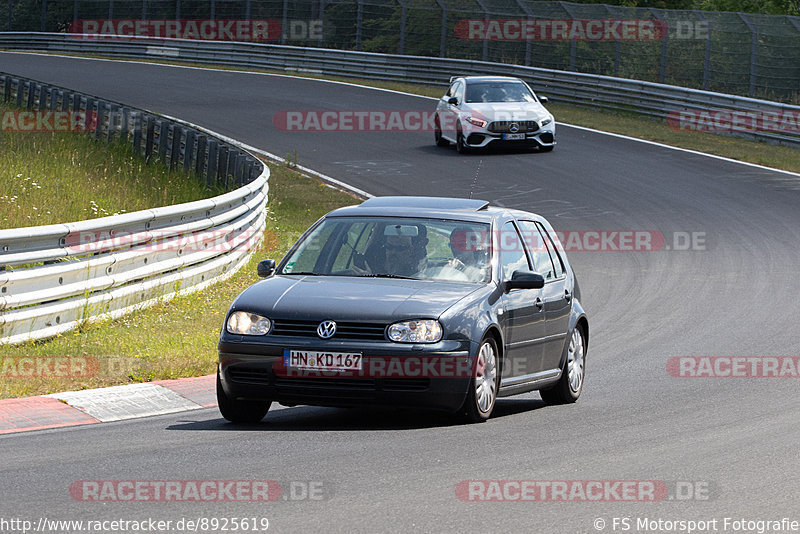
(508, 122, 520, 133)
(317, 320, 337, 339)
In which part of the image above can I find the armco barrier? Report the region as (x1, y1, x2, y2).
(0, 32, 799, 147)
(0, 72, 269, 345)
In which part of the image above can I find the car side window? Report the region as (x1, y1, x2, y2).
(451, 81, 464, 104)
(537, 222, 565, 278)
(517, 220, 555, 281)
(499, 221, 531, 280)
(445, 82, 457, 98)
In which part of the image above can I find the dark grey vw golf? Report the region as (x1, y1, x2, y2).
(217, 197, 588, 423)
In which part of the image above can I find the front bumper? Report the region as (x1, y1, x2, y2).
(218, 338, 474, 413)
(464, 129, 555, 149)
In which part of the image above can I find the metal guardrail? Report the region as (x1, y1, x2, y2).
(0, 71, 269, 345)
(1, 32, 798, 147)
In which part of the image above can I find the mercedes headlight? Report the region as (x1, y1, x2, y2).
(227, 311, 271, 335)
(387, 320, 443, 343)
(464, 115, 487, 128)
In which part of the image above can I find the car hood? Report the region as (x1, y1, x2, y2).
(463, 102, 549, 122)
(232, 275, 484, 322)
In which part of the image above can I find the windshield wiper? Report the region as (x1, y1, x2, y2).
(284, 271, 322, 276)
(358, 274, 417, 280)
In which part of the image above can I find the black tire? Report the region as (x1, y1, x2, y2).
(216, 370, 271, 423)
(434, 118, 449, 147)
(540, 326, 586, 404)
(460, 336, 499, 423)
(456, 126, 470, 154)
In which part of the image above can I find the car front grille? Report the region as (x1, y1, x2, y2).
(488, 120, 539, 133)
(270, 319, 386, 340)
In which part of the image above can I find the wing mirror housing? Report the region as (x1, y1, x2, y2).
(257, 259, 276, 278)
(504, 270, 545, 291)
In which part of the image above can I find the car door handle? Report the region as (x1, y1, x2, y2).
(564, 289, 572, 302)
(535, 297, 544, 310)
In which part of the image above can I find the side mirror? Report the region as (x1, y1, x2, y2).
(539, 95, 549, 104)
(447, 96, 459, 106)
(504, 270, 545, 291)
(257, 259, 276, 278)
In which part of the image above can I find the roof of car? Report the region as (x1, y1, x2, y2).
(450, 75, 525, 84)
(326, 196, 544, 224)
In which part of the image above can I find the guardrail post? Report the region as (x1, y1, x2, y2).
(25, 81, 35, 109)
(171, 125, 183, 169)
(184, 130, 196, 173)
(145, 115, 155, 159)
(95, 101, 106, 140)
(132, 112, 142, 154)
(196, 135, 207, 176)
(2, 76, 10, 102)
(218, 146, 230, 189)
(206, 139, 218, 186)
(157, 120, 169, 162)
(120, 107, 131, 142)
(48, 87, 58, 110)
(738, 13, 758, 97)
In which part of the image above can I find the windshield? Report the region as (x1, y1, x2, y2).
(280, 217, 492, 283)
(465, 81, 537, 103)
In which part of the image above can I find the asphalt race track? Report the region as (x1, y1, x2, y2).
(2, 52, 800, 533)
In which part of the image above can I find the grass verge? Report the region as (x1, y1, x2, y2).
(0, 103, 226, 229)
(0, 163, 358, 399)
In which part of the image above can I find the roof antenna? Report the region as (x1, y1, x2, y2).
(468, 159, 483, 199)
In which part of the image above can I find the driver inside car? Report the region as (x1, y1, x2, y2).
(352, 224, 428, 277)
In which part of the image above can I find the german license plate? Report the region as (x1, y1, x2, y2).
(283, 350, 363, 371)
(503, 133, 525, 140)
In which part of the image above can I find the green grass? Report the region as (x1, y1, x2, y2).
(0, 105, 226, 229)
(0, 163, 358, 399)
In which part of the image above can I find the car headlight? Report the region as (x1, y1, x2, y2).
(464, 115, 487, 128)
(541, 117, 553, 127)
(387, 320, 443, 343)
(226, 311, 271, 335)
